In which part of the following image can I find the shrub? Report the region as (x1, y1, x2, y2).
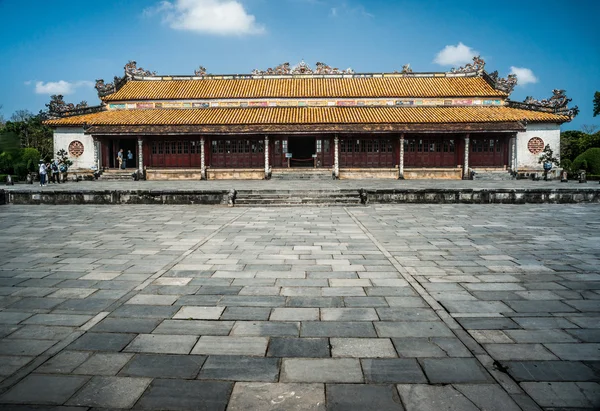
(0, 152, 14, 174)
(21, 148, 41, 172)
(573, 148, 600, 175)
(13, 162, 28, 179)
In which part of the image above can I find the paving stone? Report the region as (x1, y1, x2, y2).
(90, 317, 161, 333)
(125, 294, 178, 305)
(520, 381, 600, 408)
(376, 308, 439, 321)
(545, 343, 600, 360)
(326, 384, 404, 411)
(440, 300, 513, 313)
(68, 332, 136, 352)
(231, 321, 299, 337)
(301, 321, 377, 337)
(6, 325, 75, 340)
(267, 337, 330, 358)
(23, 314, 92, 327)
(566, 328, 600, 342)
(320, 308, 378, 321)
(512, 316, 578, 329)
(0, 356, 33, 376)
(396, 384, 479, 411)
(198, 355, 280, 381)
(153, 319, 234, 335)
(196, 285, 242, 295)
(392, 337, 472, 357)
(134, 379, 232, 411)
(0, 338, 56, 356)
(506, 300, 577, 312)
(36, 350, 92, 374)
(270, 308, 319, 321)
(286, 297, 344, 307)
(173, 306, 225, 320)
(125, 334, 198, 354)
(120, 353, 205, 378)
(66, 376, 152, 408)
(504, 360, 599, 381)
(219, 295, 286, 307)
(454, 384, 522, 411)
(375, 321, 454, 338)
(361, 358, 427, 383)
(73, 352, 134, 376)
(48, 288, 97, 299)
(221, 306, 271, 320)
(504, 329, 578, 343)
(54, 298, 115, 313)
(420, 358, 493, 383)
(344, 296, 389, 307)
(0, 311, 33, 324)
(0, 374, 90, 405)
(109, 304, 179, 318)
(281, 358, 363, 383)
(191, 336, 269, 356)
(331, 338, 396, 358)
(468, 330, 513, 344)
(227, 382, 325, 411)
(7, 298, 66, 311)
(455, 317, 519, 330)
(483, 343, 559, 360)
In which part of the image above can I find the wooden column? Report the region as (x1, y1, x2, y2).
(399, 133, 405, 179)
(511, 134, 517, 173)
(137, 137, 144, 173)
(334, 134, 339, 179)
(92, 136, 99, 171)
(200, 137, 206, 180)
(264, 135, 270, 179)
(463, 133, 470, 180)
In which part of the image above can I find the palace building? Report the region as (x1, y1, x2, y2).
(46, 58, 577, 180)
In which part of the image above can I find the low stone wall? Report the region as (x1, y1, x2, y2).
(208, 169, 264, 180)
(340, 168, 397, 179)
(146, 169, 203, 180)
(403, 168, 462, 180)
(6, 190, 230, 205)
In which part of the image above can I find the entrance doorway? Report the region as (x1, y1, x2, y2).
(288, 136, 315, 167)
(115, 139, 137, 169)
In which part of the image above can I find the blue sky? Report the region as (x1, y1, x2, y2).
(0, 0, 598, 130)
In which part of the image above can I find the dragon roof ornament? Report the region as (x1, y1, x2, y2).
(194, 66, 207, 76)
(46, 95, 89, 118)
(509, 89, 579, 119)
(95, 61, 156, 98)
(451, 56, 485, 74)
(487, 70, 518, 94)
(124, 61, 157, 79)
(252, 61, 354, 75)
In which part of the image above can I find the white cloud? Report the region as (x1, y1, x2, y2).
(146, 0, 265, 36)
(434, 42, 478, 66)
(329, 3, 373, 18)
(33, 80, 93, 95)
(509, 66, 538, 86)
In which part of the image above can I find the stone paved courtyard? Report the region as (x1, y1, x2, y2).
(0, 204, 598, 410)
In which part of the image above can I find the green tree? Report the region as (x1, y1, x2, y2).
(594, 91, 600, 117)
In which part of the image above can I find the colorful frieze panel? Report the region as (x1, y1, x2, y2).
(109, 103, 126, 110)
(182, 103, 192, 108)
(444, 100, 452, 105)
(219, 102, 240, 108)
(192, 102, 210, 108)
(453, 100, 473, 105)
(249, 101, 269, 107)
(307, 100, 328, 107)
(127, 103, 136, 109)
(395, 100, 414, 106)
(136, 103, 154, 109)
(473, 100, 483, 105)
(337, 101, 357, 106)
(162, 102, 183, 108)
(277, 101, 299, 107)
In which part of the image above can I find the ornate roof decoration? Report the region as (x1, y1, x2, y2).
(401, 64, 413, 74)
(46, 95, 89, 118)
(486, 70, 518, 94)
(451, 56, 485, 74)
(194, 66, 207, 76)
(508, 89, 579, 119)
(124, 61, 157, 79)
(252, 61, 353, 75)
(95, 76, 122, 97)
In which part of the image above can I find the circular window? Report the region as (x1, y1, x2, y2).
(527, 137, 544, 154)
(68, 140, 84, 157)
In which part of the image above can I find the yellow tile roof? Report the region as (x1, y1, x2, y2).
(103, 76, 506, 101)
(46, 106, 568, 127)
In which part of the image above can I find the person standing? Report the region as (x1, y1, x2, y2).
(39, 160, 47, 187)
(50, 159, 60, 184)
(117, 149, 124, 169)
(127, 150, 134, 168)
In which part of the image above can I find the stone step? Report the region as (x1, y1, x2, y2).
(99, 170, 136, 180)
(473, 171, 514, 181)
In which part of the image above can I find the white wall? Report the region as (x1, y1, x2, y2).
(516, 123, 561, 170)
(53, 127, 96, 170)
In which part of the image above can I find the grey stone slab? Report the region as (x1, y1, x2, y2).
(420, 358, 493, 383)
(109, 304, 179, 318)
(281, 358, 363, 383)
(0, 355, 34, 376)
(195, 285, 242, 295)
(520, 381, 600, 408)
(36, 350, 92, 374)
(7, 297, 66, 310)
(90, 317, 161, 333)
(153, 319, 234, 335)
(545, 343, 600, 361)
(231, 321, 299, 337)
(392, 337, 471, 358)
(362, 358, 427, 383)
(270, 308, 319, 321)
(396, 384, 479, 411)
(120, 354, 206, 378)
(0, 374, 90, 405)
(191, 336, 268, 356)
(68, 332, 136, 352)
(343, 296, 389, 307)
(267, 337, 330, 358)
(175, 295, 222, 306)
(326, 384, 404, 411)
(504, 360, 599, 382)
(512, 316, 578, 329)
(219, 295, 286, 307)
(53, 298, 115, 313)
(220, 306, 271, 320)
(0, 338, 56, 356)
(125, 334, 198, 354)
(286, 297, 344, 307)
(198, 355, 280, 381)
(376, 308, 439, 321)
(366, 287, 416, 297)
(331, 338, 396, 358)
(227, 382, 325, 411)
(375, 321, 454, 338)
(455, 317, 520, 330)
(504, 329, 578, 343)
(23, 314, 93, 327)
(301, 321, 377, 337)
(320, 308, 378, 321)
(454, 384, 522, 411)
(567, 329, 600, 342)
(440, 300, 513, 313)
(73, 352, 134, 376)
(6, 325, 75, 340)
(484, 343, 559, 360)
(134, 379, 232, 411)
(66, 376, 152, 408)
(0, 311, 33, 324)
(506, 300, 577, 312)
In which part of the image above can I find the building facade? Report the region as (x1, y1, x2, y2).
(46, 58, 577, 179)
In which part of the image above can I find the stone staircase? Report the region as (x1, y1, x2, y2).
(234, 189, 361, 206)
(472, 169, 514, 181)
(270, 169, 334, 180)
(98, 169, 135, 181)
